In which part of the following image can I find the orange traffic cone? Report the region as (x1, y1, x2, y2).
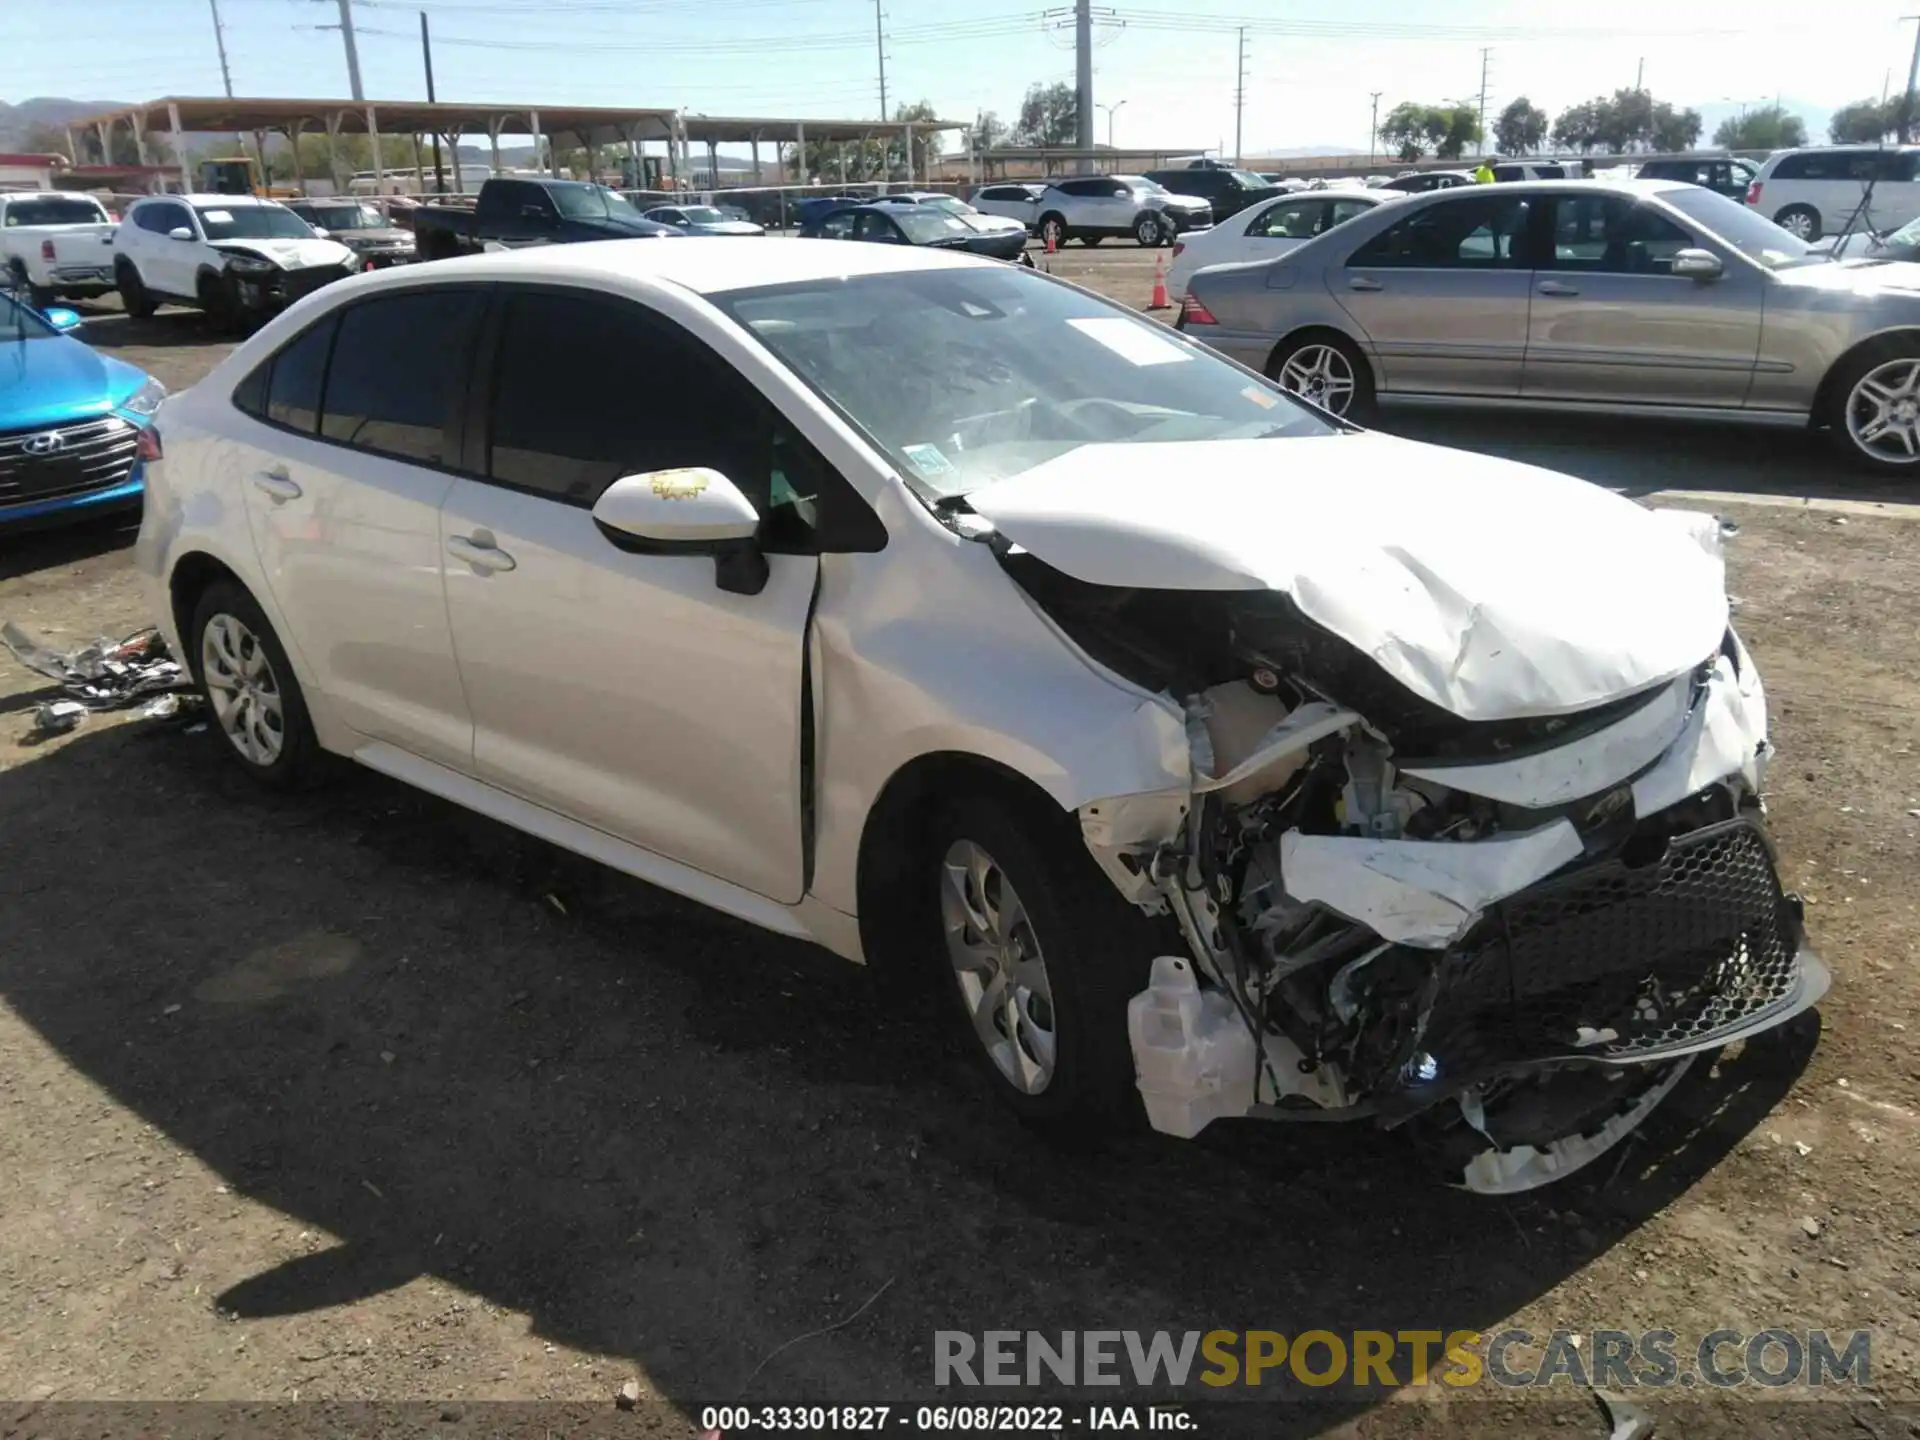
(1148, 254, 1170, 310)
(1045, 228, 1057, 255)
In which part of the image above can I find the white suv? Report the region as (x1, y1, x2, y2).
(114, 194, 356, 329)
(1033, 175, 1212, 249)
(1746, 145, 1920, 241)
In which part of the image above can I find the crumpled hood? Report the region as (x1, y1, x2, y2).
(216, 237, 355, 270)
(966, 431, 1730, 722)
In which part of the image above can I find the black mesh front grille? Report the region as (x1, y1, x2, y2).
(0, 417, 139, 507)
(284, 264, 350, 301)
(1420, 818, 1802, 1073)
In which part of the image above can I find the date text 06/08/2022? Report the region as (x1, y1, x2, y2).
(698, 1404, 1195, 1433)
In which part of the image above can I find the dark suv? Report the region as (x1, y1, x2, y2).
(1143, 166, 1276, 220)
(1633, 156, 1756, 201)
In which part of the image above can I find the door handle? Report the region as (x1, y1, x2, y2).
(1347, 276, 1383, 291)
(447, 534, 517, 574)
(1537, 281, 1580, 296)
(251, 469, 301, 502)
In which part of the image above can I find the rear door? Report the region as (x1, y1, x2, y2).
(1334, 191, 1537, 396)
(235, 287, 486, 767)
(1522, 191, 1763, 407)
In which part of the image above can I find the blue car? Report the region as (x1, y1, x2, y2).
(0, 293, 163, 530)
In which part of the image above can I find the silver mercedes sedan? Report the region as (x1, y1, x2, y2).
(1178, 178, 1920, 474)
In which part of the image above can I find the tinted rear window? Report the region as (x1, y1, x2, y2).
(4, 197, 108, 226)
(265, 316, 336, 433)
(320, 290, 486, 465)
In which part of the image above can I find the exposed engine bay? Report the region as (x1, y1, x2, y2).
(996, 532, 1830, 1193)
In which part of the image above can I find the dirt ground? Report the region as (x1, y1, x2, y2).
(2, 261, 1919, 1439)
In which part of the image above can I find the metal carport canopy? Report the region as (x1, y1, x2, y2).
(680, 115, 966, 144)
(66, 97, 681, 147)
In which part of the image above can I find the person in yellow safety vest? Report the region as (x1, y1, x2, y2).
(1473, 158, 1497, 184)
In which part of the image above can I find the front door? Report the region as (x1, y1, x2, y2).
(237, 288, 485, 768)
(1335, 191, 1537, 396)
(439, 285, 823, 903)
(1523, 193, 1763, 407)
(148, 200, 201, 296)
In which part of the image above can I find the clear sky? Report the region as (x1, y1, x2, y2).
(3, 0, 1913, 157)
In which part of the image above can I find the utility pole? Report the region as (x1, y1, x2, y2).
(874, 0, 888, 120)
(1900, 16, 1920, 144)
(1477, 47, 1491, 155)
(337, 0, 365, 102)
(1074, 0, 1094, 158)
(421, 11, 444, 194)
(1636, 57, 1645, 92)
(208, 0, 234, 97)
(1233, 27, 1247, 165)
(1368, 90, 1381, 168)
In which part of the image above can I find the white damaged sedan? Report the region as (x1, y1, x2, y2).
(136, 239, 1826, 1191)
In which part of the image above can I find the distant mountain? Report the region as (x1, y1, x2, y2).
(0, 96, 125, 149)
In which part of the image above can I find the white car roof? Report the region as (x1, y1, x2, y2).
(391, 234, 1002, 296)
(143, 193, 286, 208)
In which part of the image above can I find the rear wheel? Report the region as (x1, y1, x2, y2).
(1828, 342, 1920, 474)
(926, 791, 1158, 1132)
(190, 582, 325, 790)
(115, 259, 157, 318)
(1268, 331, 1374, 421)
(7, 260, 54, 309)
(1773, 204, 1820, 241)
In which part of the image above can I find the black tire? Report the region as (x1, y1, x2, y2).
(1037, 213, 1067, 250)
(189, 581, 326, 790)
(1135, 212, 1166, 247)
(1773, 204, 1821, 241)
(1267, 329, 1376, 422)
(924, 789, 1160, 1133)
(1824, 338, 1920, 476)
(196, 269, 241, 334)
(115, 259, 157, 318)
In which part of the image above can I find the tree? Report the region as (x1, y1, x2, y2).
(1650, 102, 1702, 152)
(1379, 100, 1435, 160)
(888, 99, 945, 180)
(1551, 100, 1602, 153)
(963, 111, 1008, 154)
(1714, 104, 1806, 150)
(1830, 97, 1896, 144)
(1011, 81, 1077, 147)
(1434, 103, 1482, 159)
(1493, 98, 1548, 155)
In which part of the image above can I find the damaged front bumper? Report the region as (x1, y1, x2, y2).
(1092, 623, 1828, 1192)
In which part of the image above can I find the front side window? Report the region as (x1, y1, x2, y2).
(853, 212, 902, 243)
(484, 288, 851, 548)
(1545, 194, 1693, 274)
(711, 266, 1333, 504)
(196, 205, 313, 241)
(4, 197, 109, 227)
(320, 290, 486, 464)
(1348, 195, 1533, 268)
(815, 211, 856, 238)
(679, 206, 726, 224)
(892, 210, 970, 244)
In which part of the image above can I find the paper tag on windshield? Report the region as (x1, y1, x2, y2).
(1067, 317, 1192, 367)
(902, 443, 956, 477)
(202, 210, 234, 224)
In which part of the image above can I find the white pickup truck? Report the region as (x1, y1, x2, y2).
(0, 192, 118, 305)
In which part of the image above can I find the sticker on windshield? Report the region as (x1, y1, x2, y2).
(202, 210, 234, 224)
(1240, 385, 1279, 409)
(902, 443, 957, 477)
(1067, 317, 1192, 367)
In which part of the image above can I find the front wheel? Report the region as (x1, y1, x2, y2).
(191, 582, 326, 789)
(1268, 332, 1374, 421)
(1829, 344, 1920, 474)
(928, 793, 1156, 1131)
(1038, 214, 1067, 250)
(115, 260, 157, 318)
(1135, 212, 1166, 247)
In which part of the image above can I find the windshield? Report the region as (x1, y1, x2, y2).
(0, 294, 57, 341)
(299, 203, 389, 230)
(1124, 176, 1167, 194)
(1225, 169, 1270, 188)
(894, 210, 972, 244)
(1659, 188, 1811, 268)
(5, 197, 108, 227)
(195, 205, 315, 241)
(712, 268, 1332, 501)
(550, 182, 647, 222)
(914, 195, 971, 215)
(679, 206, 727, 224)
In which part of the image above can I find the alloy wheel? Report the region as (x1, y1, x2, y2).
(1278, 343, 1357, 416)
(1845, 356, 1920, 465)
(939, 838, 1058, 1095)
(201, 613, 286, 765)
(1136, 214, 1161, 246)
(1776, 210, 1816, 240)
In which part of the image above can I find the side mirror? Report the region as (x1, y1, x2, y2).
(312, 226, 331, 238)
(1671, 247, 1723, 281)
(42, 307, 83, 332)
(168, 227, 194, 242)
(591, 468, 768, 595)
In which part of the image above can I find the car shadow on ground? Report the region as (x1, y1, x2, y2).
(0, 721, 1816, 1428)
(0, 510, 136, 582)
(72, 307, 232, 351)
(1374, 409, 1920, 508)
